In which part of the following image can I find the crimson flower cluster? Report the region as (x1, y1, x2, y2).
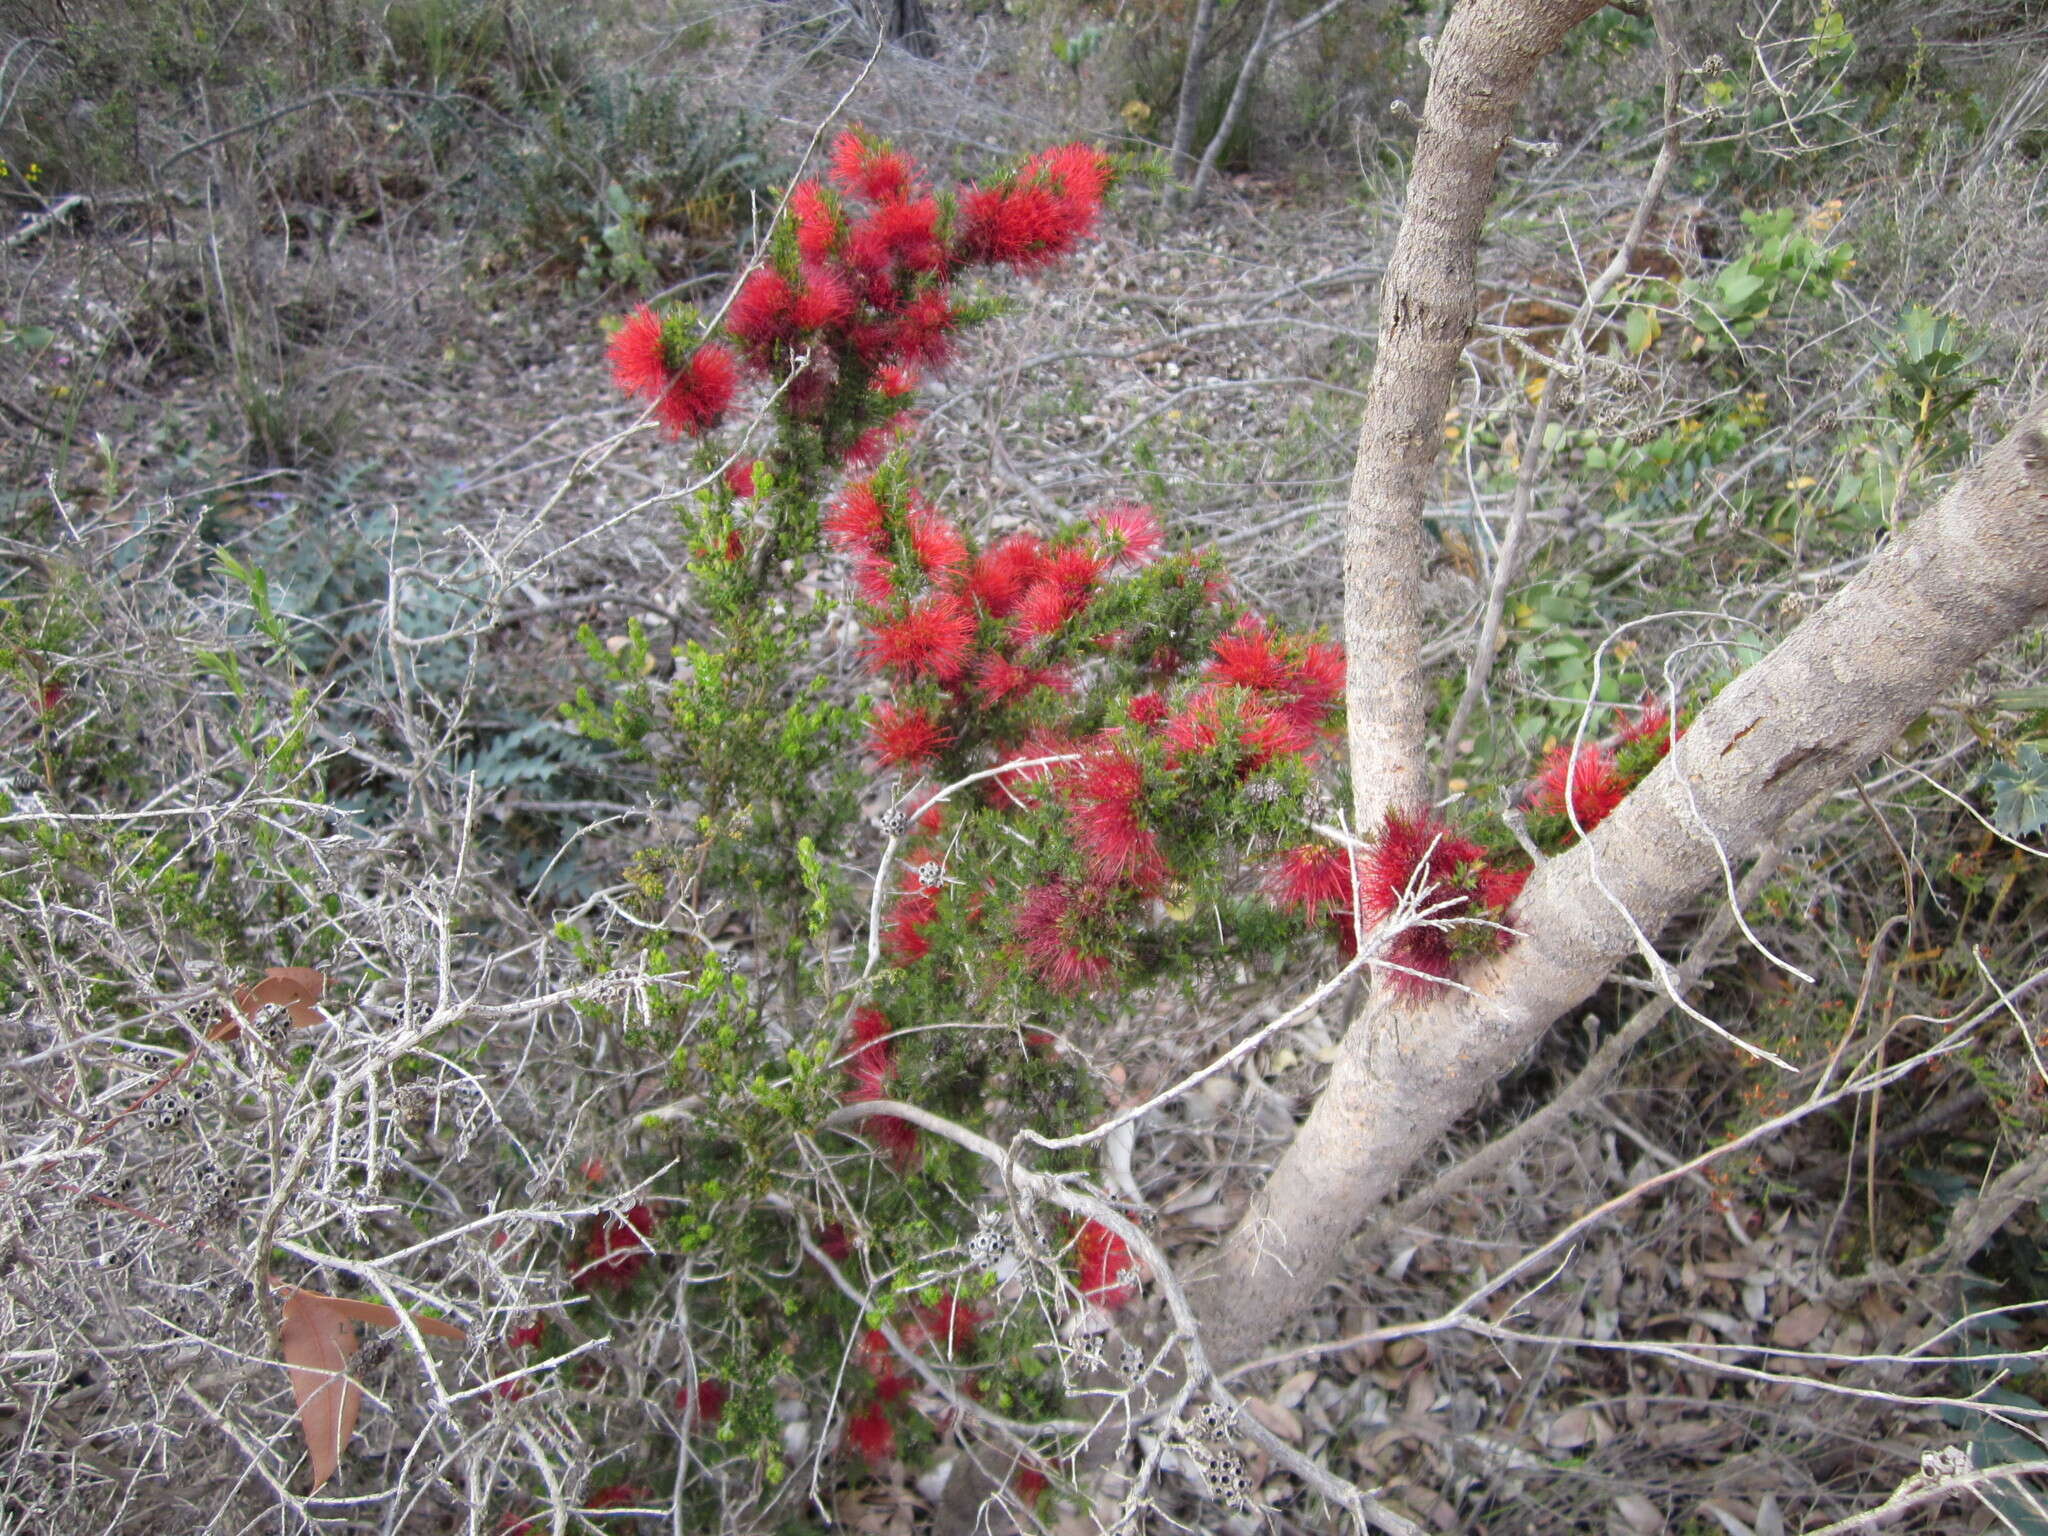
(842, 1291, 984, 1466)
(571, 1203, 656, 1292)
(606, 128, 1116, 453)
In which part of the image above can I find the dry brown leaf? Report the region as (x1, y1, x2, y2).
(280, 1290, 361, 1490)
(1542, 1405, 1596, 1449)
(213, 966, 328, 1041)
(274, 1285, 466, 1342)
(1242, 1394, 1302, 1443)
(1770, 1299, 1831, 1348)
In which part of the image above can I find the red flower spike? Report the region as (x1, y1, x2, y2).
(790, 179, 840, 261)
(1528, 743, 1628, 833)
(916, 1292, 978, 1358)
(846, 1400, 898, 1464)
(1014, 1463, 1050, 1505)
(724, 459, 757, 498)
(1076, 1218, 1138, 1307)
(574, 1203, 657, 1292)
(825, 479, 888, 554)
(865, 593, 977, 683)
(1025, 142, 1116, 204)
(1068, 750, 1165, 889)
(1090, 501, 1162, 568)
(877, 363, 919, 398)
(842, 1008, 918, 1164)
(1209, 616, 1291, 693)
(653, 344, 738, 438)
(607, 306, 672, 399)
(868, 702, 953, 768)
(1618, 690, 1675, 752)
(1015, 880, 1115, 992)
(906, 504, 968, 586)
(792, 261, 856, 332)
(966, 533, 1047, 616)
(506, 1315, 546, 1351)
(829, 128, 915, 203)
(1128, 692, 1168, 726)
(677, 1378, 728, 1429)
(1268, 844, 1356, 921)
(848, 197, 946, 280)
(586, 1483, 648, 1513)
(816, 1223, 852, 1263)
(1358, 810, 1526, 997)
(976, 653, 1072, 704)
(726, 267, 795, 352)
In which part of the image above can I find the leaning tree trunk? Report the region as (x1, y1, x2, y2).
(1193, 400, 2048, 1365)
(1188, 0, 2048, 1371)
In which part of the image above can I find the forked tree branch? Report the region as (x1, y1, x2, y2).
(1196, 400, 2048, 1367)
(1342, 0, 1608, 834)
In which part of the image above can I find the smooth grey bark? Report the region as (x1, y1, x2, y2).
(1194, 404, 2048, 1367)
(1341, 0, 1607, 836)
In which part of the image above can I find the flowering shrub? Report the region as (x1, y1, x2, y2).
(553, 127, 1688, 1518)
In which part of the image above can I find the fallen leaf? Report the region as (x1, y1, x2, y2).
(214, 966, 328, 1040)
(1614, 1492, 1665, 1533)
(1242, 1394, 1301, 1443)
(274, 1284, 465, 1341)
(1770, 1300, 1831, 1348)
(280, 1290, 361, 1489)
(1542, 1405, 1596, 1449)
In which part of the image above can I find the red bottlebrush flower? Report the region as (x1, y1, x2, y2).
(1015, 879, 1115, 992)
(1358, 810, 1525, 996)
(726, 267, 795, 352)
(848, 197, 946, 280)
(506, 1315, 546, 1351)
(877, 363, 919, 398)
(586, 1483, 648, 1513)
(1010, 579, 1085, 643)
(906, 503, 968, 585)
(1128, 691, 1168, 726)
(607, 306, 673, 399)
(1042, 544, 1105, 593)
(784, 353, 838, 418)
(790, 178, 840, 260)
(1068, 750, 1165, 889)
(865, 592, 977, 683)
(852, 552, 898, 606)
(825, 477, 888, 554)
(889, 287, 954, 366)
(1075, 1218, 1138, 1307)
(574, 1203, 656, 1292)
(653, 344, 738, 438)
(1528, 742, 1628, 834)
(990, 728, 1079, 809)
(886, 883, 938, 966)
(677, 1378, 728, 1429)
(976, 653, 1071, 704)
(844, 413, 917, 471)
(1014, 1463, 1050, 1505)
(915, 1292, 978, 1358)
(1478, 862, 1530, 913)
(842, 1007, 918, 1164)
(492, 1375, 531, 1404)
(966, 533, 1046, 617)
(1617, 691, 1675, 752)
(580, 1156, 608, 1184)
(816, 1223, 852, 1263)
(793, 261, 856, 332)
(1268, 843, 1357, 921)
(846, 1400, 897, 1465)
(724, 458, 757, 498)
(829, 128, 914, 203)
(869, 701, 953, 768)
(1024, 142, 1116, 205)
(1281, 640, 1346, 730)
(1209, 616, 1291, 693)
(1090, 501, 1162, 569)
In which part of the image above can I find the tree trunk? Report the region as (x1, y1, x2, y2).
(1194, 402, 2048, 1367)
(1186, 0, 1285, 208)
(1340, 0, 1606, 837)
(1168, 0, 1222, 186)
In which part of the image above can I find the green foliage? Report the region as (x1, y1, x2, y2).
(1986, 744, 2048, 839)
(492, 76, 770, 290)
(1686, 208, 1855, 350)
